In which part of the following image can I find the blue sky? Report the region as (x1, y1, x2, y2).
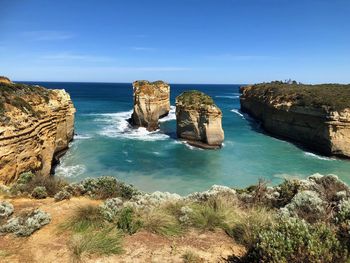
(0, 0, 349, 84)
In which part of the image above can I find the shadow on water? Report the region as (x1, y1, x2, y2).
(241, 109, 345, 160)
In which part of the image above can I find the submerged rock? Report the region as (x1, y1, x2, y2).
(175, 90, 224, 149)
(131, 80, 170, 131)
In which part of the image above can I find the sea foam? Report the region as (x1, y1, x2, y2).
(304, 152, 335, 161)
(93, 110, 170, 141)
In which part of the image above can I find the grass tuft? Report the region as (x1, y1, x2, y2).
(142, 209, 183, 236)
(70, 228, 123, 261)
(60, 205, 106, 233)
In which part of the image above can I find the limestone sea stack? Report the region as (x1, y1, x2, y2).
(240, 82, 350, 158)
(0, 77, 75, 184)
(131, 80, 170, 131)
(176, 90, 224, 149)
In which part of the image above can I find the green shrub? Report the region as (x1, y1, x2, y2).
(116, 207, 143, 234)
(276, 179, 300, 207)
(54, 190, 72, 202)
(282, 190, 325, 223)
(0, 201, 14, 218)
(242, 217, 347, 263)
(80, 177, 137, 200)
(17, 172, 35, 184)
(0, 209, 51, 237)
(31, 186, 48, 199)
(12, 174, 67, 197)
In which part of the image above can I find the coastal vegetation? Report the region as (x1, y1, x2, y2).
(0, 81, 51, 117)
(176, 90, 216, 109)
(1, 173, 350, 262)
(246, 81, 350, 111)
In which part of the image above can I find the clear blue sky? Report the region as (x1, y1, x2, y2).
(1, 0, 349, 84)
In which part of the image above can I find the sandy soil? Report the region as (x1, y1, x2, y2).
(0, 197, 245, 263)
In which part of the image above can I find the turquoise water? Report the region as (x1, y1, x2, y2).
(27, 82, 350, 195)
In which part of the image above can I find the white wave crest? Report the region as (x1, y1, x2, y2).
(75, 134, 92, 140)
(215, 95, 240, 99)
(159, 105, 176, 122)
(230, 109, 245, 119)
(93, 110, 170, 141)
(304, 152, 334, 161)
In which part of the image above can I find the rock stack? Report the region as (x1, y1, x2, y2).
(131, 80, 170, 131)
(175, 90, 224, 149)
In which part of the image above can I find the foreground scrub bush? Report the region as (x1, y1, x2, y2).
(54, 190, 72, 202)
(0, 201, 14, 218)
(281, 190, 326, 223)
(0, 209, 51, 236)
(10, 173, 67, 197)
(31, 186, 48, 199)
(80, 177, 137, 199)
(116, 207, 143, 234)
(242, 217, 347, 263)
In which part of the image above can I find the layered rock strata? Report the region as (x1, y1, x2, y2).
(130, 80, 170, 131)
(176, 90, 224, 149)
(0, 78, 75, 184)
(240, 82, 350, 158)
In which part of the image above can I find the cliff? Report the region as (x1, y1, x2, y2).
(130, 80, 170, 131)
(240, 82, 350, 158)
(176, 90, 224, 149)
(0, 78, 75, 184)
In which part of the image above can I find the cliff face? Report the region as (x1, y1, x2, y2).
(176, 90, 224, 149)
(131, 80, 170, 131)
(0, 79, 75, 184)
(240, 83, 350, 158)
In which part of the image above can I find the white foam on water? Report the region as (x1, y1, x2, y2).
(55, 164, 86, 178)
(159, 105, 176, 122)
(304, 152, 335, 161)
(215, 95, 240, 99)
(75, 134, 92, 140)
(93, 110, 170, 141)
(230, 109, 245, 119)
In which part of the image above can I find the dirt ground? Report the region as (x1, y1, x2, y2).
(0, 197, 245, 263)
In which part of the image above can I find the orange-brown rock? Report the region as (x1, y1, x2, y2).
(240, 82, 350, 158)
(0, 76, 11, 84)
(176, 90, 224, 149)
(131, 80, 170, 131)
(0, 78, 75, 184)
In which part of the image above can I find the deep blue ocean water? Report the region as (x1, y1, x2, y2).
(24, 82, 350, 195)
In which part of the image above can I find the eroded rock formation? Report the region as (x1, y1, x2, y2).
(176, 90, 224, 149)
(131, 80, 170, 131)
(0, 78, 75, 184)
(240, 83, 350, 158)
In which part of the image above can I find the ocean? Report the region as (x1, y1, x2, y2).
(24, 82, 350, 195)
